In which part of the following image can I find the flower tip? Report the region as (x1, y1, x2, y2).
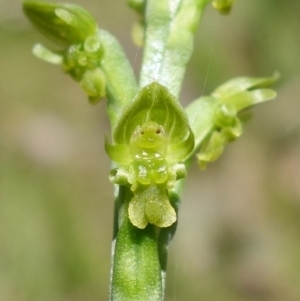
(88, 96, 102, 105)
(23, 1, 98, 46)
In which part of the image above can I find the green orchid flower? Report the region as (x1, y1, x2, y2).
(186, 72, 279, 169)
(106, 82, 194, 229)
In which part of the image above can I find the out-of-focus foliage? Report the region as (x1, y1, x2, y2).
(0, 0, 300, 301)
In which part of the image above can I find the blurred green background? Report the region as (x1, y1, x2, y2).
(1, 0, 300, 300)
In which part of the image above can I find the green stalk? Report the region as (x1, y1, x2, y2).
(140, 0, 210, 97)
(111, 188, 163, 301)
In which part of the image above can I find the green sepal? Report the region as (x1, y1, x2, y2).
(220, 89, 277, 111)
(197, 131, 226, 170)
(23, 1, 98, 46)
(212, 0, 236, 15)
(111, 216, 163, 301)
(113, 82, 194, 162)
(212, 72, 279, 100)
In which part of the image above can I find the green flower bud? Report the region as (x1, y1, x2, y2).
(128, 0, 145, 14)
(131, 21, 145, 47)
(212, 0, 236, 15)
(60, 33, 103, 78)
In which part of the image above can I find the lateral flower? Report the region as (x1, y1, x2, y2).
(23, 1, 105, 103)
(186, 72, 279, 169)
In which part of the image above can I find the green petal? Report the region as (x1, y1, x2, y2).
(128, 193, 148, 229)
(114, 82, 194, 161)
(105, 134, 132, 165)
(32, 44, 63, 64)
(23, 1, 98, 46)
(212, 72, 279, 100)
(145, 191, 176, 228)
